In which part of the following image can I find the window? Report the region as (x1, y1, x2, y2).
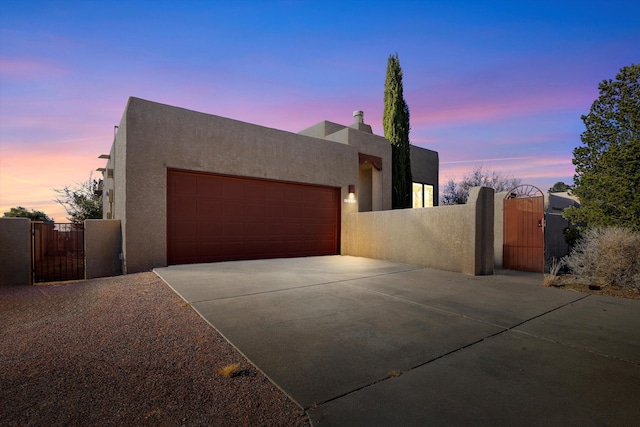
(412, 183, 433, 208)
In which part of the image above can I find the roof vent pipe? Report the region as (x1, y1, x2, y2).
(353, 110, 364, 124)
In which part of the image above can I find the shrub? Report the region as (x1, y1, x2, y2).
(565, 227, 640, 288)
(543, 257, 565, 287)
(563, 227, 582, 247)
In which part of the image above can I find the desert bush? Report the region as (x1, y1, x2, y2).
(565, 227, 640, 288)
(543, 257, 566, 287)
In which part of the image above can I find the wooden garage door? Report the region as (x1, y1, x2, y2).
(167, 170, 340, 265)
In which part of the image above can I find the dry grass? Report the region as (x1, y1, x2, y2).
(218, 363, 241, 378)
(543, 275, 559, 287)
(545, 274, 640, 300)
(565, 227, 640, 289)
(544, 257, 565, 287)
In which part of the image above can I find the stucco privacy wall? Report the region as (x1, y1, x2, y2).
(0, 218, 31, 286)
(84, 220, 122, 279)
(494, 191, 508, 269)
(109, 98, 365, 273)
(345, 187, 494, 275)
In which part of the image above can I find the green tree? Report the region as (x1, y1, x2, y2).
(548, 181, 571, 193)
(3, 206, 54, 222)
(54, 173, 103, 224)
(563, 64, 640, 230)
(440, 165, 521, 205)
(384, 53, 412, 209)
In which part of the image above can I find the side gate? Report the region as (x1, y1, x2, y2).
(32, 222, 85, 283)
(503, 185, 544, 273)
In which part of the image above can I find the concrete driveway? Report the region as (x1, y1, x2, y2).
(155, 256, 640, 426)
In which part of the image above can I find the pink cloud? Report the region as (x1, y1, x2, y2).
(0, 58, 67, 80)
(0, 145, 106, 223)
(438, 155, 575, 197)
(410, 89, 590, 128)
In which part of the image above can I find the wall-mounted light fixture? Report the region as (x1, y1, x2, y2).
(348, 184, 356, 194)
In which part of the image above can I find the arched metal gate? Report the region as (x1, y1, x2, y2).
(503, 185, 544, 273)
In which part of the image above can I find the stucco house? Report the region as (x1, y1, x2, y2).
(100, 97, 439, 273)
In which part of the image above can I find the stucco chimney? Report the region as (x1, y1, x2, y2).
(350, 110, 372, 133)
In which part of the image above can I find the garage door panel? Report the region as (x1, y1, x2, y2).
(266, 222, 290, 236)
(220, 180, 245, 199)
(243, 240, 270, 255)
(168, 170, 339, 264)
(218, 221, 248, 237)
(171, 241, 199, 260)
(266, 204, 289, 219)
(171, 173, 197, 194)
(287, 187, 308, 201)
(198, 221, 221, 237)
(244, 182, 268, 201)
(218, 200, 246, 219)
(318, 239, 336, 253)
(243, 202, 266, 218)
(244, 222, 267, 235)
(197, 199, 221, 217)
(311, 189, 336, 205)
(265, 185, 287, 200)
(197, 177, 221, 197)
(223, 241, 247, 257)
(295, 222, 312, 237)
(306, 206, 334, 220)
(199, 242, 225, 256)
(171, 196, 198, 219)
(288, 239, 315, 254)
(172, 220, 198, 239)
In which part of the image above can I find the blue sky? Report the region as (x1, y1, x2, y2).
(1, 0, 638, 221)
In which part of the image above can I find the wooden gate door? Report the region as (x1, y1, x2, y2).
(503, 186, 544, 272)
(32, 222, 85, 283)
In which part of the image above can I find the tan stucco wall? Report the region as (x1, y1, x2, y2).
(298, 120, 348, 139)
(0, 218, 31, 286)
(85, 219, 122, 279)
(325, 127, 393, 210)
(345, 187, 494, 275)
(108, 97, 367, 273)
(494, 191, 508, 269)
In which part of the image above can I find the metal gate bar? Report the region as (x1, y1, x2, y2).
(32, 222, 85, 283)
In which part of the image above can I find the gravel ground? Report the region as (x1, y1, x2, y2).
(0, 272, 310, 426)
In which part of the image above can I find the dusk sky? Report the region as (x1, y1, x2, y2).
(1, 1, 638, 222)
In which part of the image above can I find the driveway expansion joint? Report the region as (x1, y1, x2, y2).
(181, 267, 426, 304)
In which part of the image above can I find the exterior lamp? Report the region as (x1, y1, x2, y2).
(348, 185, 356, 194)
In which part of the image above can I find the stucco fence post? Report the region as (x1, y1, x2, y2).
(0, 217, 32, 286)
(84, 219, 123, 279)
(344, 186, 494, 275)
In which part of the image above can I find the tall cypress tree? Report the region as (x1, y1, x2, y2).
(384, 53, 412, 209)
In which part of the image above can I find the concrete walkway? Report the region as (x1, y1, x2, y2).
(155, 256, 640, 426)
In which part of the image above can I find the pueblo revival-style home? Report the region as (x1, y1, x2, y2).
(100, 97, 439, 273)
